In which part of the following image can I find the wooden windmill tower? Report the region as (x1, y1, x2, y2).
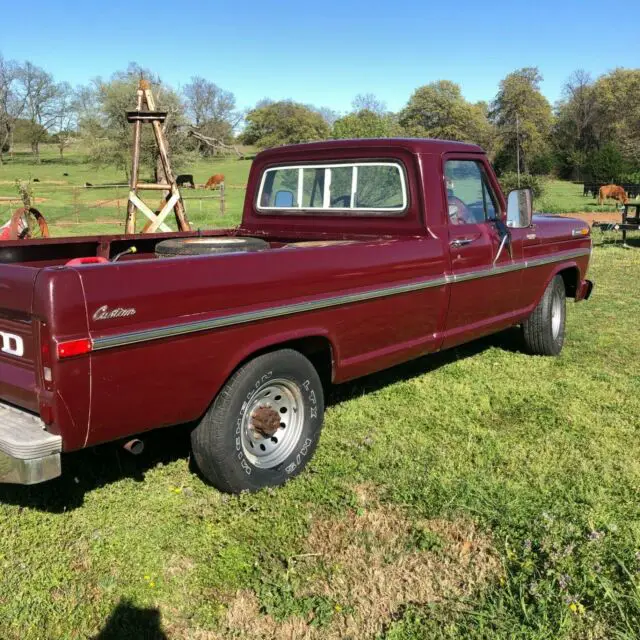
(125, 79, 191, 234)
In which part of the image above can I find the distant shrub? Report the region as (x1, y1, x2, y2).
(499, 172, 545, 200)
(584, 144, 626, 183)
(619, 171, 640, 185)
(529, 152, 554, 176)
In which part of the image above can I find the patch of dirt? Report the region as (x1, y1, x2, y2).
(54, 219, 122, 227)
(165, 554, 196, 578)
(90, 198, 125, 209)
(207, 492, 501, 640)
(0, 196, 47, 204)
(557, 211, 623, 226)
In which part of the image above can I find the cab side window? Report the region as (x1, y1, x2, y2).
(445, 160, 499, 225)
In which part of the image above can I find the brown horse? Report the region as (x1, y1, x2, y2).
(204, 174, 225, 189)
(598, 184, 628, 206)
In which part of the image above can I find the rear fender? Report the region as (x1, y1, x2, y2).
(214, 327, 338, 396)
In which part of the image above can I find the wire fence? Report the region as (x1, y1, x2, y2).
(0, 182, 248, 235)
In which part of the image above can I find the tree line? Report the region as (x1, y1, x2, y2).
(1, 55, 639, 183)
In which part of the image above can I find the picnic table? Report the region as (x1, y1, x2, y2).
(592, 202, 640, 245)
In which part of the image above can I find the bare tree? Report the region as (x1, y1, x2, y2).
(0, 55, 26, 164)
(560, 70, 597, 143)
(314, 106, 341, 127)
(183, 76, 241, 155)
(53, 82, 77, 159)
(16, 62, 63, 161)
(351, 93, 387, 115)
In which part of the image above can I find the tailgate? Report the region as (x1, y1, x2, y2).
(0, 265, 40, 412)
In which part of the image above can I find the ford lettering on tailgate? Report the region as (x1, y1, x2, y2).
(0, 331, 24, 357)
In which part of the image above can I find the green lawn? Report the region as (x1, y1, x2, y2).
(537, 180, 623, 214)
(0, 144, 252, 235)
(0, 145, 629, 239)
(0, 240, 639, 638)
(1, 146, 640, 638)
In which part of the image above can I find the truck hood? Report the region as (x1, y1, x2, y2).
(531, 214, 590, 243)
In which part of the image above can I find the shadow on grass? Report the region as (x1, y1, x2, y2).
(327, 326, 525, 404)
(1, 152, 88, 166)
(592, 232, 640, 249)
(0, 327, 525, 513)
(93, 599, 167, 640)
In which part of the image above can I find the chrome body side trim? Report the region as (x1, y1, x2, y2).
(91, 248, 590, 351)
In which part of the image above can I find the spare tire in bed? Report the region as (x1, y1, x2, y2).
(155, 237, 269, 258)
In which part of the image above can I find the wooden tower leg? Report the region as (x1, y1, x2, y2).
(143, 85, 191, 232)
(124, 79, 192, 234)
(125, 87, 144, 234)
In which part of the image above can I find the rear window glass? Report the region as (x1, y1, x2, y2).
(257, 162, 407, 215)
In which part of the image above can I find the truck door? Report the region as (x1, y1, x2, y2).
(442, 156, 524, 348)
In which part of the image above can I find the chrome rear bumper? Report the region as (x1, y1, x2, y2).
(0, 402, 62, 484)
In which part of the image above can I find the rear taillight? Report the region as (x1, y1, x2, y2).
(57, 338, 92, 359)
(39, 323, 54, 391)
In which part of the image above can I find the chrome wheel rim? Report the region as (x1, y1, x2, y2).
(240, 378, 304, 469)
(551, 291, 562, 339)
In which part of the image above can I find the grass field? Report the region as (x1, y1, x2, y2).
(0, 234, 638, 637)
(0, 144, 629, 238)
(1, 145, 640, 638)
(0, 144, 252, 235)
(537, 181, 626, 215)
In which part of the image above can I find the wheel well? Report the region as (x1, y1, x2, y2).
(558, 266, 580, 298)
(240, 337, 334, 389)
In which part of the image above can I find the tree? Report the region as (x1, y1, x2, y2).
(399, 80, 493, 149)
(490, 68, 553, 174)
(351, 93, 387, 115)
(0, 55, 26, 163)
(551, 68, 640, 180)
(314, 106, 340, 127)
(591, 68, 640, 169)
(15, 62, 64, 161)
(552, 70, 598, 179)
(239, 100, 330, 149)
(52, 82, 77, 159)
(585, 143, 627, 183)
(183, 76, 240, 154)
(79, 64, 191, 181)
(332, 109, 400, 139)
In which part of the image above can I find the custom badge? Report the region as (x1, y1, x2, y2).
(93, 305, 137, 321)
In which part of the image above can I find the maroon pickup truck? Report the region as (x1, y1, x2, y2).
(0, 139, 593, 492)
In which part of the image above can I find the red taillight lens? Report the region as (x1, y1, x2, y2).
(57, 338, 92, 359)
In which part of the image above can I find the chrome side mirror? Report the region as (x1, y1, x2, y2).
(506, 188, 533, 228)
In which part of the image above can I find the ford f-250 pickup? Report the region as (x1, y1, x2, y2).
(0, 138, 593, 492)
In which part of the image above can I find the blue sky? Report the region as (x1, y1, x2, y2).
(1, 0, 638, 114)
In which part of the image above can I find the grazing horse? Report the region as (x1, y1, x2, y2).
(204, 174, 225, 189)
(598, 184, 628, 206)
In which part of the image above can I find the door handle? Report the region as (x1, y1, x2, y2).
(449, 237, 476, 248)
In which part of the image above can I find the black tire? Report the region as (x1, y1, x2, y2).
(155, 236, 269, 258)
(191, 349, 324, 493)
(522, 275, 566, 356)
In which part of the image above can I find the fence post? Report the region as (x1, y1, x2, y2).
(72, 186, 80, 224)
